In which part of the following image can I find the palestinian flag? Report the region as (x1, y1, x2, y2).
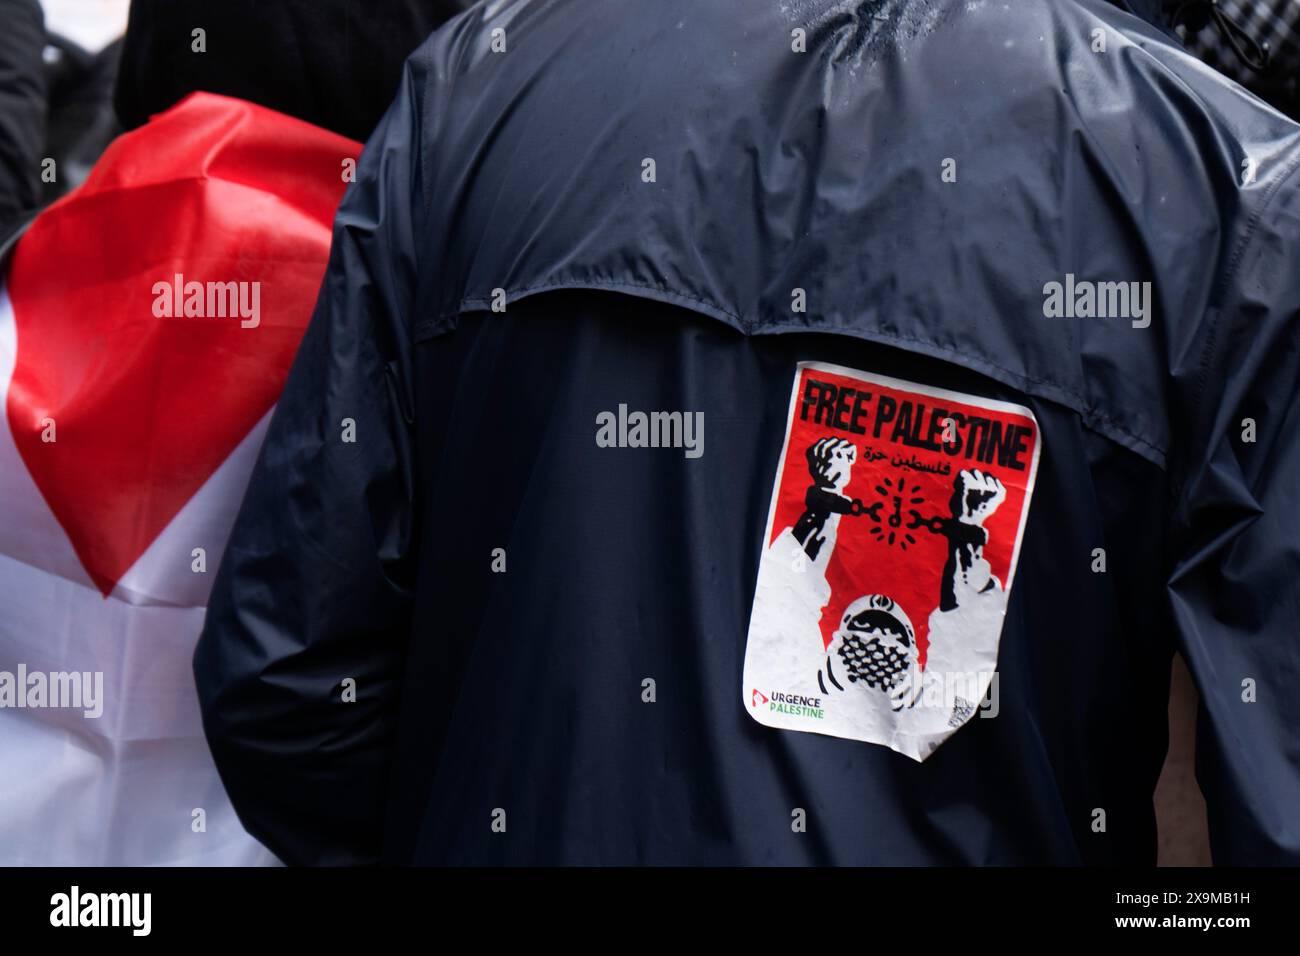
(0, 93, 358, 864)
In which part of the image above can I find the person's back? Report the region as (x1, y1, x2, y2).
(195, 0, 1300, 864)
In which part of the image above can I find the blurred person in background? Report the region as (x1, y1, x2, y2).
(1172, 0, 1300, 117)
(115, 0, 472, 142)
(2, 0, 474, 244)
(0, 0, 468, 866)
(0, 0, 46, 245)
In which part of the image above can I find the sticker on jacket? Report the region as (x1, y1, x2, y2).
(743, 361, 1040, 762)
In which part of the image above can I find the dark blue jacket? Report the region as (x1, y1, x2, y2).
(195, 0, 1300, 864)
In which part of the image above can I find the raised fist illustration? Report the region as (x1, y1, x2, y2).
(951, 469, 1005, 527)
(806, 436, 857, 496)
(793, 437, 860, 563)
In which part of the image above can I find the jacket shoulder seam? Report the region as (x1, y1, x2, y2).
(416, 278, 1167, 466)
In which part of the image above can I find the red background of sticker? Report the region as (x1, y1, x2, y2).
(768, 366, 1037, 667)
